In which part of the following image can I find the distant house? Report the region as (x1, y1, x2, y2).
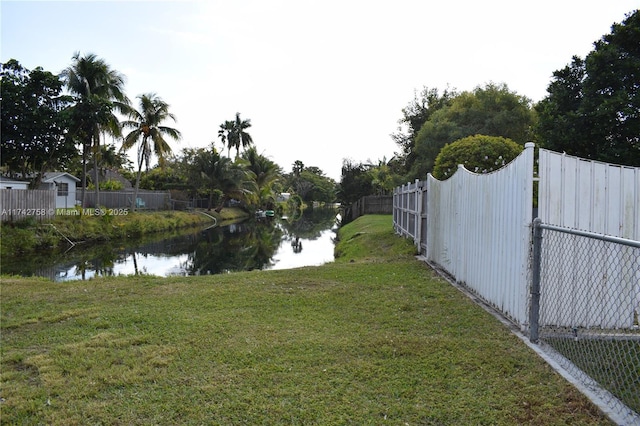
(88, 168, 133, 190)
(38, 172, 80, 209)
(0, 177, 29, 190)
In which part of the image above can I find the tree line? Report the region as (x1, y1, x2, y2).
(0, 53, 337, 212)
(2, 10, 638, 211)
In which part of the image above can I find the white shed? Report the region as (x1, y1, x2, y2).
(39, 172, 80, 209)
(0, 177, 29, 190)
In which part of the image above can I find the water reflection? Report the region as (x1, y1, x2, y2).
(1, 207, 340, 281)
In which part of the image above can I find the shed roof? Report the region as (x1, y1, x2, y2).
(41, 172, 80, 183)
(0, 176, 29, 184)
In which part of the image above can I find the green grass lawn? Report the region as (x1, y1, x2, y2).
(0, 215, 610, 425)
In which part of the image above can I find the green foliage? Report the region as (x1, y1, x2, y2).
(281, 161, 337, 205)
(139, 166, 185, 190)
(334, 215, 418, 260)
(298, 170, 336, 203)
(90, 179, 124, 191)
(392, 86, 457, 177)
(337, 159, 374, 205)
(241, 147, 283, 208)
(62, 52, 129, 205)
(286, 193, 303, 212)
(535, 10, 640, 166)
(0, 211, 219, 257)
(120, 93, 181, 209)
(432, 134, 524, 179)
(121, 93, 181, 172)
(1, 60, 76, 178)
(367, 158, 397, 195)
(178, 147, 254, 210)
(409, 83, 535, 180)
(0, 224, 37, 257)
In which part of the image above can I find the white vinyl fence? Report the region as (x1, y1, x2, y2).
(538, 149, 640, 240)
(537, 149, 640, 329)
(393, 147, 640, 423)
(393, 180, 425, 251)
(426, 143, 535, 327)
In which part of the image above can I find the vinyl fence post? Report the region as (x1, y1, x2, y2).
(529, 217, 542, 343)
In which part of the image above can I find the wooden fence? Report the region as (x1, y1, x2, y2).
(349, 195, 393, 221)
(393, 144, 640, 331)
(0, 189, 56, 222)
(82, 190, 171, 210)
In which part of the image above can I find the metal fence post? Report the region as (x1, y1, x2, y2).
(529, 218, 542, 343)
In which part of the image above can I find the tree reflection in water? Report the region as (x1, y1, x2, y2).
(3, 206, 339, 281)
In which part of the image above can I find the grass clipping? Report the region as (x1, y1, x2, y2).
(0, 215, 610, 425)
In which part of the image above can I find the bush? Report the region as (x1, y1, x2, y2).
(87, 179, 124, 191)
(432, 134, 523, 179)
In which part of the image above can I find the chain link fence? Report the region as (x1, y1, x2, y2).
(530, 219, 640, 424)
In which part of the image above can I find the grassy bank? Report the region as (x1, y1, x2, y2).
(0, 215, 610, 425)
(0, 208, 248, 257)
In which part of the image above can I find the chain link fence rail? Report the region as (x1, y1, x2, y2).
(530, 219, 640, 424)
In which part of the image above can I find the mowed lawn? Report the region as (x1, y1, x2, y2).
(0, 216, 610, 425)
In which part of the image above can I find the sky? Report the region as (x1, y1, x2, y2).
(1, 0, 638, 181)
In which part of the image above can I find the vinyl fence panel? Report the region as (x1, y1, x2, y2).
(538, 150, 640, 328)
(426, 143, 535, 327)
(83, 190, 171, 210)
(393, 180, 423, 247)
(538, 149, 640, 239)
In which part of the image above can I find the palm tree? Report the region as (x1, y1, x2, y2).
(242, 147, 281, 209)
(217, 112, 253, 159)
(61, 52, 128, 207)
(185, 146, 254, 211)
(217, 120, 234, 157)
(210, 155, 255, 212)
(121, 93, 181, 210)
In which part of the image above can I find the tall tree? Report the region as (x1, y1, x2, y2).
(61, 52, 129, 207)
(291, 160, 304, 177)
(217, 120, 234, 157)
(367, 158, 397, 195)
(121, 93, 181, 209)
(338, 159, 374, 207)
(535, 10, 640, 165)
(1, 60, 76, 182)
(391, 86, 457, 177)
(410, 83, 535, 180)
(297, 169, 336, 204)
(217, 112, 253, 159)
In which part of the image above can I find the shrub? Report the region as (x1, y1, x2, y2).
(432, 134, 523, 179)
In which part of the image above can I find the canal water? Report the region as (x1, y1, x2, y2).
(2, 208, 340, 282)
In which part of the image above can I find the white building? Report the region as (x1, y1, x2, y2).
(38, 172, 80, 209)
(0, 177, 29, 190)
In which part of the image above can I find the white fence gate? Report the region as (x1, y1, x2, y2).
(537, 149, 640, 329)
